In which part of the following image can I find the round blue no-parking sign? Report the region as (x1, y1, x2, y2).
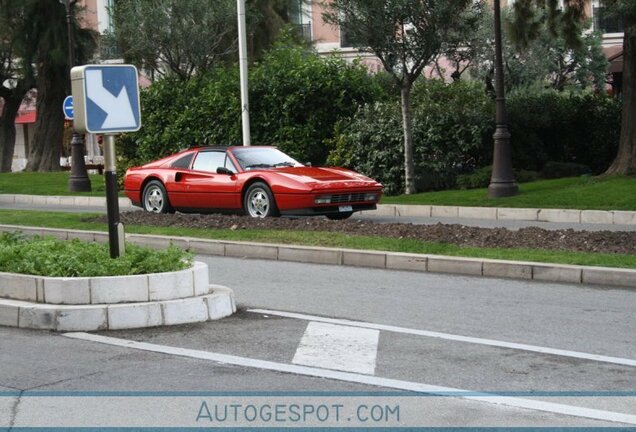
(63, 95, 74, 120)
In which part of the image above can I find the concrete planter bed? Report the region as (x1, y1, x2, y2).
(0, 261, 236, 331)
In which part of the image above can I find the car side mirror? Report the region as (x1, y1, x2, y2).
(216, 167, 234, 175)
(305, 162, 312, 167)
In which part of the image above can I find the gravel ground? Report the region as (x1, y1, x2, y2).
(93, 212, 636, 255)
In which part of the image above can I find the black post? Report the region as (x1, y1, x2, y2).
(103, 135, 124, 258)
(61, 0, 91, 192)
(488, 0, 518, 198)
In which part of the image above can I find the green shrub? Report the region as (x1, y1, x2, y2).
(328, 80, 494, 195)
(0, 232, 193, 277)
(249, 41, 385, 164)
(328, 102, 406, 195)
(456, 166, 539, 189)
(119, 40, 386, 169)
(507, 89, 620, 173)
(456, 166, 492, 189)
(541, 161, 591, 179)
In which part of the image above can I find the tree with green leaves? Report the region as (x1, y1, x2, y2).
(111, 0, 238, 81)
(22, 0, 96, 172)
(0, 0, 35, 172)
(323, 0, 482, 194)
(510, 0, 636, 175)
(463, 8, 607, 93)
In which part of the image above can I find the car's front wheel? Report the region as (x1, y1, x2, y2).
(142, 180, 172, 213)
(244, 182, 279, 218)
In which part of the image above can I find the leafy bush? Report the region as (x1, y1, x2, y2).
(456, 165, 539, 189)
(540, 161, 591, 179)
(249, 41, 385, 163)
(507, 89, 621, 173)
(118, 40, 386, 170)
(0, 232, 193, 277)
(328, 80, 494, 195)
(329, 82, 620, 195)
(456, 166, 491, 189)
(328, 102, 406, 195)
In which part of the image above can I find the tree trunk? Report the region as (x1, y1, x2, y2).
(26, 61, 65, 172)
(400, 82, 416, 194)
(605, 18, 636, 175)
(0, 95, 21, 172)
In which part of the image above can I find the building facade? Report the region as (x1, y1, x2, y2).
(294, 0, 623, 80)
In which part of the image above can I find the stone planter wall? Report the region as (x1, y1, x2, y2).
(0, 262, 235, 331)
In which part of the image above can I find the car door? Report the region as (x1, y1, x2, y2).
(170, 150, 240, 210)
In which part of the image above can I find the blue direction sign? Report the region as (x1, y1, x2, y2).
(62, 95, 74, 120)
(71, 64, 141, 134)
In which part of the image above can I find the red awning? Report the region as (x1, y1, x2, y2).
(15, 111, 36, 124)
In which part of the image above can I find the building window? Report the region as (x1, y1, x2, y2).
(294, 23, 312, 43)
(340, 23, 362, 48)
(290, 0, 312, 43)
(593, 6, 623, 34)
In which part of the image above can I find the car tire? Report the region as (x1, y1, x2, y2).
(244, 182, 279, 218)
(326, 212, 353, 220)
(142, 180, 173, 214)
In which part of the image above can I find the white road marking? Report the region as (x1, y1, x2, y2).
(249, 309, 636, 367)
(292, 322, 379, 374)
(63, 332, 636, 425)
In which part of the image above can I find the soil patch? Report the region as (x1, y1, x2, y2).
(94, 212, 635, 255)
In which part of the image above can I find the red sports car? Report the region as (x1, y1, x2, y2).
(123, 146, 383, 219)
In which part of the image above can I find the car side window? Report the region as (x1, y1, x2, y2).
(192, 151, 227, 173)
(171, 153, 194, 169)
(224, 155, 238, 173)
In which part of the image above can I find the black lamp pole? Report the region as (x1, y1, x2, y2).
(60, 0, 91, 192)
(488, 0, 518, 198)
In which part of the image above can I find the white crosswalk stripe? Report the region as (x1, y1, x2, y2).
(292, 322, 379, 375)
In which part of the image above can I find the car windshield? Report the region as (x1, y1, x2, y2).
(231, 147, 302, 171)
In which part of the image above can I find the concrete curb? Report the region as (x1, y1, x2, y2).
(371, 204, 636, 225)
(1, 225, 634, 289)
(0, 286, 236, 331)
(0, 261, 211, 304)
(0, 194, 134, 210)
(2, 194, 635, 225)
(0, 250, 237, 331)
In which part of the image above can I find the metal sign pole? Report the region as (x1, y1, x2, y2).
(103, 134, 125, 258)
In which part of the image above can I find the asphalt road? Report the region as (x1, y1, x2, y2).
(1, 255, 635, 428)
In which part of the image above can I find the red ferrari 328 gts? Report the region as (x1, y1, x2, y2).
(123, 146, 383, 219)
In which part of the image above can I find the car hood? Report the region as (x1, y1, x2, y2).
(272, 167, 382, 190)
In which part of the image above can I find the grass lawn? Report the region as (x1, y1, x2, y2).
(0, 172, 107, 196)
(382, 176, 636, 211)
(1, 209, 634, 269)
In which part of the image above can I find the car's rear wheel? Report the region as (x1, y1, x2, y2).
(142, 180, 172, 214)
(244, 182, 278, 218)
(326, 212, 353, 220)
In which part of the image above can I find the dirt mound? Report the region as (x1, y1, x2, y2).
(99, 212, 635, 255)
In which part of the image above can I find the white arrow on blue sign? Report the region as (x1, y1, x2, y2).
(71, 64, 141, 134)
(62, 95, 74, 120)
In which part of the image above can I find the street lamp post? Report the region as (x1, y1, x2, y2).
(60, 0, 91, 192)
(488, 0, 518, 198)
(237, 0, 251, 146)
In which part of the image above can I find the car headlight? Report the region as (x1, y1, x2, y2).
(364, 193, 379, 201)
(314, 196, 331, 204)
